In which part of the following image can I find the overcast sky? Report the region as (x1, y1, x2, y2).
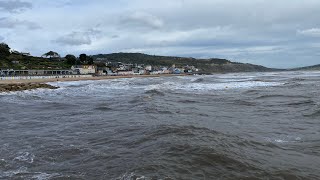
(0, 0, 320, 68)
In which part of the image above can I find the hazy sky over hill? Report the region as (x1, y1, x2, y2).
(0, 0, 320, 68)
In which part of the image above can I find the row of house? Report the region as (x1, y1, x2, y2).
(0, 62, 198, 76)
(71, 63, 167, 76)
(0, 69, 73, 76)
(0, 66, 97, 76)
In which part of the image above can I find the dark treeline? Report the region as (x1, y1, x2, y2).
(0, 43, 94, 70)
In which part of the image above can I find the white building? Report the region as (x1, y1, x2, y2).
(106, 69, 117, 76)
(71, 65, 96, 75)
(150, 70, 170, 75)
(138, 69, 146, 75)
(117, 71, 134, 76)
(145, 65, 152, 71)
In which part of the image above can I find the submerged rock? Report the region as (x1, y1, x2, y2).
(0, 83, 59, 92)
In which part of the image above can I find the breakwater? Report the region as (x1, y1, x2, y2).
(0, 83, 59, 92)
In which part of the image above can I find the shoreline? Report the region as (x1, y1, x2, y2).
(0, 74, 188, 85)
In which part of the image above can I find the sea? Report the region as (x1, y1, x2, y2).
(0, 71, 319, 180)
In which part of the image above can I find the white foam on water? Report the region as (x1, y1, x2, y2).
(0, 158, 7, 167)
(32, 172, 59, 180)
(145, 81, 176, 91)
(274, 139, 288, 143)
(47, 80, 95, 87)
(185, 81, 282, 91)
(145, 76, 283, 96)
(265, 136, 302, 144)
(117, 172, 146, 180)
(0, 87, 60, 100)
(50, 78, 144, 92)
(295, 137, 302, 141)
(0, 78, 141, 100)
(13, 152, 35, 163)
(0, 167, 28, 178)
(0, 168, 58, 180)
(2, 71, 315, 100)
(145, 80, 282, 93)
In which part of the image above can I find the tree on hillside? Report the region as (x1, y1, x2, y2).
(42, 51, 60, 59)
(88, 56, 94, 65)
(0, 43, 11, 58)
(65, 54, 77, 65)
(79, 53, 87, 64)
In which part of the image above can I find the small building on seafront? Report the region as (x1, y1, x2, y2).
(0, 69, 73, 76)
(117, 70, 134, 76)
(71, 65, 96, 75)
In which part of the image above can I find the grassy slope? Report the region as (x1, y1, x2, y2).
(290, 64, 320, 71)
(0, 54, 71, 70)
(93, 53, 274, 73)
(1, 52, 281, 73)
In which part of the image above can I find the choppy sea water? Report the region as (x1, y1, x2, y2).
(0, 71, 320, 180)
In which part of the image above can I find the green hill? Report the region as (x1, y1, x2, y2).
(0, 54, 70, 70)
(92, 53, 274, 73)
(0, 41, 277, 73)
(290, 64, 320, 71)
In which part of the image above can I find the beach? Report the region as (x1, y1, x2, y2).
(0, 74, 187, 85)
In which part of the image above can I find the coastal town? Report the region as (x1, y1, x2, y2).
(0, 62, 199, 77)
(0, 43, 200, 81)
(0, 60, 199, 82)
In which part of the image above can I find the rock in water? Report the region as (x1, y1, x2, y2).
(0, 83, 59, 92)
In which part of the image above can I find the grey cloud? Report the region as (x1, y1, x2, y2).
(112, 35, 120, 39)
(55, 32, 92, 46)
(0, 0, 32, 13)
(120, 11, 164, 29)
(54, 29, 102, 46)
(5, 0, 320, 68)
(153, 0, 320, 30)
(0, 17, 41, 29)
(144, 27, 236, 47)
(55, 0, 72, 8)
(87, 28, 102, 36)
(0, 35, 4, 41)
(112, 1, 316, 63)
(297, 28, 320, 37)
